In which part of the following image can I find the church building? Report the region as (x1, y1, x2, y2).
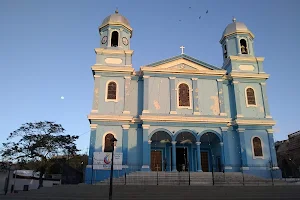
(85, 10, 281, 182)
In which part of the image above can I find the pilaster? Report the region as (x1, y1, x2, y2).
(169, 77, 177, 114)
(142, 124, 150, 171)
(217, 79, 226, 116)
(237, 128, 247, 168)
(142, 76, 150, 114)
(232, 81, 243, 118)
(88, 124, 97, 165)
(236, 36, 241, 55)
(267, 129, 278, 167)
(260, 82, 271, 118)
(122, 125, 130, 166)
(91, 75, 101, 113)
(196, 142, 202, 172)
(171, 141, 177, 171)
(123, 76, 131, 114)
(192, 78, 200, 115)
(221, 127, 230, 171)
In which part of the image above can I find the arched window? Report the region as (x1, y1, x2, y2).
(223, 45, 227, 58)
(178, 83, 190, 107)
(104, 133, 114, 152)
(111, 31, 119, 47)
(107, 81, 117, 100)
(246, 87, 256, 106)
(252, 137, 263, 157)
(240, 39, 248, 54)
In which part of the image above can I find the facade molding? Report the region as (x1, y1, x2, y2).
(140, 115, 231, 124)
(267, 129, 274, 134)
(90, 124, 98, 129)
(94, 48, 134, 55)
(88, 114, 133, 122)
(233, 119, 276, 126)
(230, 72, 270, 79)
(99, 23, 133, 33)
(140, 67, 226, 76)
(92, 65, 134, 73)
(122, 125, 130, 130)
(142, 124, 150, 130)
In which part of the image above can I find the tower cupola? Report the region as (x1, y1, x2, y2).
(220, 18, 255, 62)
(98, 10, 132, 49)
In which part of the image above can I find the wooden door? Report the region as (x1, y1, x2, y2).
(201, 152, 209, 172)
(151, 151, 162, 171)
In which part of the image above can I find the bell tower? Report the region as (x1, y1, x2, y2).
(96, 9, 133, 67)
(220, 18, 255, 63)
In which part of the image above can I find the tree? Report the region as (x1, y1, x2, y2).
(1, 121, 79, 188)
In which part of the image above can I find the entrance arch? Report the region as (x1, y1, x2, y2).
(150, 130, 172, 172)
(174, 131, 197, 172)
(199, 132, 223, 172)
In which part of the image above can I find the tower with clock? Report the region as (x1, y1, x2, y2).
(97, 9, 133, 68)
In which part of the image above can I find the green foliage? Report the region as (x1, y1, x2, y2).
(1, 121, 79, 162)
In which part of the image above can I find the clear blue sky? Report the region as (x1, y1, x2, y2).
(0, 0, 299, 154)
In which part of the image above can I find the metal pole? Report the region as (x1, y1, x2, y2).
(156, 166, 158, 186)
(4, 165, 11, 195)
(188, 164, 190, 186)
(124, 172, 126, 185)
(109, 140, 115, 200)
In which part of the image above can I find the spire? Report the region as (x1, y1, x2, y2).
(115, 8, 119, 14)
(232, 17, 236, 23)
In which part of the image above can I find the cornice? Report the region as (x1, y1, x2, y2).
(99, 23, 133, 33)
(232, 119, 276, 126)
(229, 72, 270, 79)
(220, 31, 255, 43)
(140, 115, 231, 124)
(94, 48, 134, 55)
(92, 65, 134, 73)
(140, 67, 226, 77)
(222, 56, 264, 67)
(88, 114, 133, 122)
(229, 56, 264, 62)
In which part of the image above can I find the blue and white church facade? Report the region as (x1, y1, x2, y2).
(85, 11, 281, 182)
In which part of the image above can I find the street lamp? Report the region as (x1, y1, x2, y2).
(109, 136, 117, 200)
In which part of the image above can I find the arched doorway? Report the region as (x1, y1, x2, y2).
(150, 131, 172, 171)
(199, 132, 222, 172)
(175, 131, 197, 172)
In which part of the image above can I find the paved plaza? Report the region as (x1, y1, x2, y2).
(2, 185, 300, 200)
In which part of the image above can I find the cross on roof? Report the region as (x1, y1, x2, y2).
(180, 46, 185, 54)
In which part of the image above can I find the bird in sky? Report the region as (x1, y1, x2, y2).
(199, 16, 201, 19)
(206, 10, 208, 14)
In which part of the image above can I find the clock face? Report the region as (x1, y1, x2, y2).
(101, 36, 107, 44)
(122, 37, 128, 46)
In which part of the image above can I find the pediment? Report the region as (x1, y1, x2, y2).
(150, 58, 211, 71)
(141, 55, 222, 73)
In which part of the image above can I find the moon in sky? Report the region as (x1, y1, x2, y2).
(60, 96, 65, 100)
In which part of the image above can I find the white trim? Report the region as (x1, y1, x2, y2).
(105, 80, 119, 102)
(225, 166, 232, 170)
(102, 132, 117, 152)
(245, 86, 257, 107)
(110, 30, 121, 47)
(176, 81, 193, 109)
(251, 136, 264, 159)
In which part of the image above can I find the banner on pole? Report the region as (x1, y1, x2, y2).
(93, 152, 123, 170)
